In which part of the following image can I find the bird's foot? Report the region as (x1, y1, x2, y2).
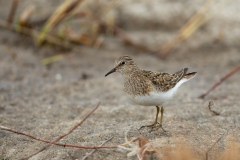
(139, 122, 166, 132)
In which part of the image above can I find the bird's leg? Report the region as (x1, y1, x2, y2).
(159, 106, 166, 132)
(139, 106, 160, 131)
(139, 105, 166, 132)
(147, 106, 166, 132)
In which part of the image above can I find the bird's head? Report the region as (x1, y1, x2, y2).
(105, 55, 136, 76)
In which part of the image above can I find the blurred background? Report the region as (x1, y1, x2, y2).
(0, 0, 240, 159)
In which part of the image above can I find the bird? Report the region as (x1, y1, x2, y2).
(105, 55, 197, 132)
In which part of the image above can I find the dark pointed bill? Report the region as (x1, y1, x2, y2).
(105, 68, 116, 77)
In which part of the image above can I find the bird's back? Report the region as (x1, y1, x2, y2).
(123, 68, 196, 106)
(142, 68, 188, 92)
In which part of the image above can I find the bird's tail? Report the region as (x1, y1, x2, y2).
(184, 72, 197, 80)
(173, 68, 196, 81)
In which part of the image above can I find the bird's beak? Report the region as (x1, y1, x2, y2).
(105, 68, 116, 77)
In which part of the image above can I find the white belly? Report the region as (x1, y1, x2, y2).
(128, 78, 188, 106)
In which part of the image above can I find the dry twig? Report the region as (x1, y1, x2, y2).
(208, 101, 220, 115)
(0, 125, 117, 150)
(20, 102, 101, 160)
(199, 64, 240, 99)
(81, 137, 114, 160)
(206, 134, 225, 160)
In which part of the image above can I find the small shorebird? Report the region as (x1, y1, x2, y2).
(105, 55, 196, 131)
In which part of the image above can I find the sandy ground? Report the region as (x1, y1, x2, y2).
(0, 0, 240, 160)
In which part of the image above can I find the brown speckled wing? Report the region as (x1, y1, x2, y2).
(142, 68, 188, 92)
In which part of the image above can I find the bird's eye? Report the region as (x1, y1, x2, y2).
(121, 61, 126, 65)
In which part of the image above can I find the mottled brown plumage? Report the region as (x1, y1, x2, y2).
(105, 55, 196, 96)
(142, 68, 190, 92)
(105, 55, 197, 132)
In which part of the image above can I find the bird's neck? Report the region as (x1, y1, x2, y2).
(122, 65, 141, 77)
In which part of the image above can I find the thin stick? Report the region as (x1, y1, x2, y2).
(7, 0, 19, 25)
(208, 101, 220, 116)
(20, 102, 101, 160)
(0, 126, 117, 149)
(81, 137, 114, 160)
(206, 135, 224, 160)
(199, 64, 240, 99)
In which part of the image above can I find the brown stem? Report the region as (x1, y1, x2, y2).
(81, 137, 114, 160)
(0, 126, 117, 149)
(206, 134, 225, 160)
(7, 0, 19, 25)
(20, 102, 102, 160)
(198, 64, 240, 99)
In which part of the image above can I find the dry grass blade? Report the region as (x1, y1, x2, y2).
(159, 0, 220, 57)
(41, 55, 63, 65)
(93, 0, 120, 36)
(37, 0, 85, 45)
(19, 5, 36, 27)
(20, 102, 101, 160)
(97, 0, 121, 19)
